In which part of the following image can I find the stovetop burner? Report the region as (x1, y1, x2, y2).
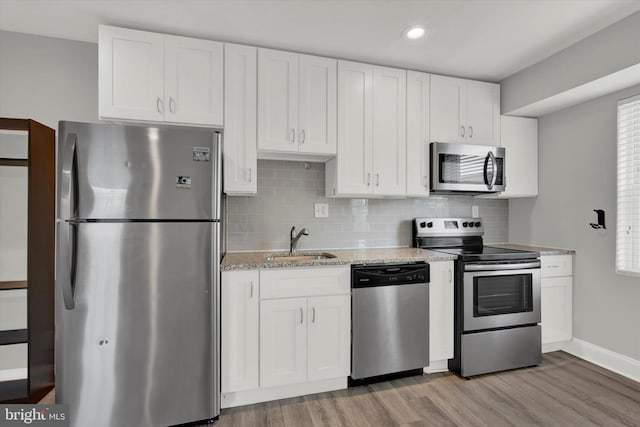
(432, 245, 538, 262)
(413, 217, 539, 261)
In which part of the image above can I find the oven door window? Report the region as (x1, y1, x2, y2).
(473, 273, 532, 317)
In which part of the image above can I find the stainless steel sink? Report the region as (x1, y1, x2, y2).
(265, 252, 337, 263)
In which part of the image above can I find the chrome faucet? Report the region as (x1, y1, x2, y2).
(289, 226, 309, 255)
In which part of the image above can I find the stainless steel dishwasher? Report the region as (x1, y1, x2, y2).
(351, 262, 430, 380)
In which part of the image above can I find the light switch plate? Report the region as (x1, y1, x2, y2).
(314, 203, 329, 218)
(472, 205, 479, 218)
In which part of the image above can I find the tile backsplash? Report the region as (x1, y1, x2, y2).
(225, 160, 508, 251)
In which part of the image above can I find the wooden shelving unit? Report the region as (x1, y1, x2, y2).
(0, 118, 55, 403)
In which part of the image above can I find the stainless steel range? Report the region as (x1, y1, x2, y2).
(413, 217, 542, 377)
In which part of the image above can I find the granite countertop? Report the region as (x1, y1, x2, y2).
(488, 243, 576, 256)
(221, 247, 456, 271)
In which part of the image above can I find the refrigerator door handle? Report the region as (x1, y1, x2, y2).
(58, 222, 77, 310)
(214, 132, 222, 220)
(60, 132, 78, 219)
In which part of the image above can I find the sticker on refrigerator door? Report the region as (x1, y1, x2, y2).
(193, 147, 210, 161)
(176, 176, 191, 189)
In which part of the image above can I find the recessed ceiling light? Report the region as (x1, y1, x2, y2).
(403, 26, 426, 40)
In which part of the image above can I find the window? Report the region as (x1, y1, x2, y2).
(616, 94, 640, 276)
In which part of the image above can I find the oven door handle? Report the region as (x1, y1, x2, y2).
(465, 261, 540, 272)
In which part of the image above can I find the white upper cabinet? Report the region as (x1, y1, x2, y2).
(406, 71, 431, 197)
(258, 49, 299, 151)
(372, 66, 407, 196)
(326, 61, 406, 198)
(430, 75, 500, 146)
(164, 35, 223, 125)
(328, 60, 373, 196)
(99, 26, 165, 122)
(99, 25, 223, 126)
(257, 49, 336, 159)
(466, 80, 500, 145)
(430, 76, 466, 144)
(498, 116, 538, 198)
(298, 54, 337, 155)
(224, 43, 258, 196)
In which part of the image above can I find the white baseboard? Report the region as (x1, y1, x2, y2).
(563, 338, 640, 383)
(221, 377, 347, 408)
(542, 341, 568, 353)
(424, 360, 449, 374)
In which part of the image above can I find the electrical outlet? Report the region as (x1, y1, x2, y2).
(314, 203, 329, 218)
(472, 205, 479, 218)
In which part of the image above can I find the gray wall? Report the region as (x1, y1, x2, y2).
(509, 83, 640, 361)
(226, 160, 508, 251)
(501, 11, 640, 115)
(0, 30, 98, 128)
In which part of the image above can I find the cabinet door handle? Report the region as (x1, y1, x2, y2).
(299, 307, 304, 324)
(290, 129, 296, 143)
(448, 269, 453, 283)
(469, 126, 473, 138)
(376, 173, 380, 187)
(248, 168, 252, 183)
(169, 96, 176, 114)
(311, 307, 316, 323)
(300, 129, 305, 144)
(460, 125, 465, 137)
(367, 173, 371, 186)
(157, 97, 164, 114)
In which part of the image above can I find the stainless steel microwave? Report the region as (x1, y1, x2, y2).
(430, 142, 506, 194)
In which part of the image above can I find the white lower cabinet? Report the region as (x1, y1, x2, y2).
(221, 266, 350, 408)
(540, 255, 573, 348)
(306, 295, 350, 381)
(221, 270, 259, 393)
(428, 261, 454, 365)
(260, 294, 350, 387)
(260, 297, 308, 387)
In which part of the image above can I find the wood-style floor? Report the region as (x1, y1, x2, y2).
(216, 352, 640, 427)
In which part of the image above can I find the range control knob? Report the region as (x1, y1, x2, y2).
(468, 222, 475, 228)
(427, 222, 433, 228)
(462, 222, 468, 227)
(475, 221, 481, 227)
(420, 221, 426, 228)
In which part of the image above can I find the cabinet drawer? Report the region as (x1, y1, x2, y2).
(260, 267, 350, 299)
(541, 255, 572, 278)
(0, 289, 27, 331)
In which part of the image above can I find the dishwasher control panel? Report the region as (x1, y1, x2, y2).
(351, 262, 429, 288)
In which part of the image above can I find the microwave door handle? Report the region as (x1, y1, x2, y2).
(483, 152, 491, 188)
(486, 151, 497, 190)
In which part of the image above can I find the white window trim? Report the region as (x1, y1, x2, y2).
(616, 93, 640, 277)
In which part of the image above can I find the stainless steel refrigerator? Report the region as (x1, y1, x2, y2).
(55, 121, 221, 427)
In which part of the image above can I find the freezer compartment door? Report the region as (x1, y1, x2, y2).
(58, 121, 220, 220)
(56, 222, 219, 427)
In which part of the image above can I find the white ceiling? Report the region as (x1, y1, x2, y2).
(1, 0, 639, 82)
